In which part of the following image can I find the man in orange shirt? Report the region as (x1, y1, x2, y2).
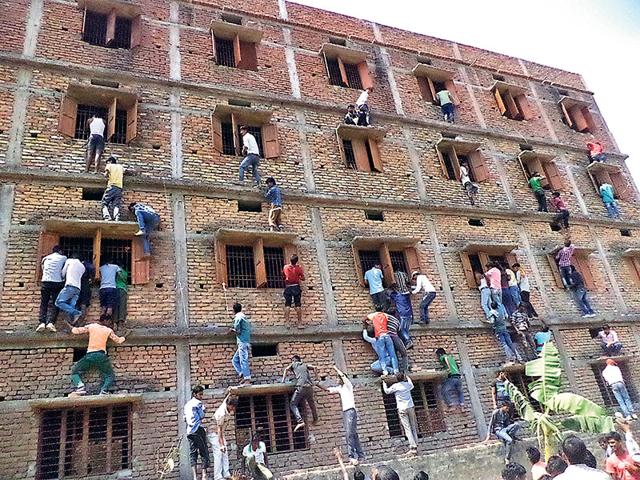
(69, 319, 126, 396)
(365, 305, 400, 376)
(283, 254, 305, 326)
(587, 138, 607, 163)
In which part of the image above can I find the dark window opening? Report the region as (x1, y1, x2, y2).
(359, 250, 381, 276)
(550, 223, 562, 232)
(251, 344, 278, 357)
(509, 372, 540, 410)
(235, 394, 307, 459)
(588, 328, 600, 339)
(264, 247, 285, 289)
(457, 154, 475, 181)
(364, 210, 384, 221)
(113, 17, 132, 49)
(73, 348, 87, 362)
(221, 13, 243, 25)
(59, 237, 93, 263)
(243, 126, 264, 158)
(621, 229, 632, 237)
(468, 218, 485, 227)
(215, 37, 236, 67)
(591, 364, 619, 407)
(557, 89, 569, 96)
(493, 74, 506, 81)
(37, 405, 131, 479)
(382, 381, 445, 438)
(389, 251, 408, 274)
(343, 140, 356, 169)
(343, 62, 363, 90)
(83, 11, 107, 46)
(82, 188, 104, 201)
(326, 57, 346, 87)
(112, 109, 127, 144)
(101, 238, 132, 284)
(364, 140, 378, 172)
(238, 200, 262, 212)
(441, 150, 458, 181)
(91, 79, 120, 89)
(328, 37, 347, 46)
(221, 122, 236, 155)
(468, 253, 483, 275)
(432, 80, 446, 93)
(226, 245, 256, 288)
(417, 57, 432, 65)
(489, 255, 508, 268)
(228, 99, 252, 107)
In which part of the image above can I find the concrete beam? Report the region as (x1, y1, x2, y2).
(5, 69, 32, 166)
(23, 0, 43, 58)
(309, 208, 338, 325)
(175, 342, 192, 480)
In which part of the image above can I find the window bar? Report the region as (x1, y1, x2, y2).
(343, 140, 356, 169)
(389, 251, 408, 274)
(81, 409, 90, 477)
(245, 126, 264, 158)
(266, 396, 278, 453)
(57, 412, 67, 479)
(75, 105, 109, 141)
(284, 395, 295, 451)
(215, 37, 236, 67)
(343, 62, 363, 90)
(106, 407, 113, 473)
(113, 109, 128, 144)
(264, 247, 285, 288)
(326, 57, 344, 86)
(113, 17, 131, 49)
(359, 250, 381, 276)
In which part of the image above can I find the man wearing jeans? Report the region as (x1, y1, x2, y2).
(389, 274, 414, 349)
(210, 395, 238, 480)
(411, 270, 436, 325)
(602, 359, 637, 420)
(486, 401, 521, 463)
(599, 182, 621, 219)
(54, 253, 86, 328)
(482, 302, 523, 365)
(597, 325, 622, 356)
(282, 355, 318, 432)
(364, 263, 386, 307)
(550, 192, 570, 230)
(85, 115, 105, 173)
(367, 306, 400, 375)
(128, 202, 161, 256)
(383, 374, 418, 455)
(36, 245, 67, 332)
(231, 303, 251, 385)
(528, 172, 548, 212)
(436, 348, 464, 413)
(362, 326, 391, 375)
(238, 125, 261, 187)
(569, 266, 596, 318)
(556, 240, 575, 288)
(283, 254, 305, 326)
(485, 262, 504, 306)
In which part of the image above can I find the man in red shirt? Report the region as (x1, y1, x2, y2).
(550, 192, 570, 230)
(606, 431, 640, 480)
(587, 139, 607, 163)
(283, 254, 305, 326)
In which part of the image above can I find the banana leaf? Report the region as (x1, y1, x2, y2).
(561, 414, 615, 434)
(545, 392, 608, 416)
(526, 342, 562, 405)
(504, 380, 537, 422)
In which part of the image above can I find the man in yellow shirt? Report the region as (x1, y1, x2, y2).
(102, 155, 126, 221)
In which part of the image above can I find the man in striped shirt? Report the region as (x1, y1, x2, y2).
(555, 240, 575, 288)
(366, 306, 408, 374)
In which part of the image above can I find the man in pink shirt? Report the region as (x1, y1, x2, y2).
(485, 262, 503, 306)
(606, 431, 640, 480)
(550, 192, 570, 230)
(587, 139, 606, 163)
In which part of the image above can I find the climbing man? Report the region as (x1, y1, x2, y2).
(597, 324, 622, 356)
(382, 373, 418, 455)
(85, 115, 106, 173)
(365, 305, 401, 375)
(243, 432, 273, 480)
(587, 138, 607, 163)
(555, 240, 575, 289)
(599, 182, 621, 219)
(550, 191, 570, 230)
(102, 155, 129, 221)
(69, 317, 126, 395)
(114, 266, 128, 330)
(486, 400, 522, 464)
(36, 245, 67, 332)
(282, 355, 318, 432)
(184, 385, 210, 480)
(264, 177, 283, 231)
(436, 348, 464, 413)
(238, 125, 261, 187)
(344, 104, 360, 125)
(569, 266, 596, 318)
(54, 252, 86, 329)
(436, 87, 455, 123)
(128, 202, 161, 256)
(283, 254, 305, 326)
(481, 302, 523, 365)
(389, 274, 414, 348)
(528, 172, 548, 212)
(460, 160, 479, 205)
(99, 257, 121, 320)
(231, 302, 251, 385)
(364, 263, 387, 307)
(411, 270, 436, 325)
(355, 87, 372, 126)
(602, 359, 637, 421)
(211, 394, 238, 480)
(362, 324, 391, 375)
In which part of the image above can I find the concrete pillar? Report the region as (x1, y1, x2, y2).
(175, 342, 192, 480)
(283, 28, 301, 100)
(563, 162, 589, 216)
(515, 224, 552, 314)
(23, 0, 43, 58)
(294, 111, 316, 192)
(309, 208, 338, 325)
(169, 2, 182, 82)
(456, 336, 487, 439)
(549, 327, 578, 391)
(169, 90, 183, 179)
(371, 23, 404, 116)
(452, 43, 487, 129)
(6, 69, 32, 166)
(425, 217, 457, 320)
(402, 128, 427, 201)
(526, 79, 559, 143)
(484, 142, 516, 209)
(592, 233, 627, 314)
(0, 185, 15, 304)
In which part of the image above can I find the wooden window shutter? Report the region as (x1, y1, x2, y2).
(321, 52, 331, 80)
(231, 113, 240, 155)
(215, 240, 227, 285)
(352, 139, 371, 172)
(336, 130, 347, 165)
(58, 95, 78, 137)
(262, 124, 280, 159)
(233, 35, 242, 67)
(36, 231, 60, 281)
(368, 138, 383, 172)
(478, 253, 491, 270)
(574, 255, 595, 290)
(379, 244, 394, 287)
(460, 253, 476, 288)
(105, 9, 117, 46)
(528, 158, 548, 188)
(352, 244, 365, 287)
(444, 79, 460, 105)
(426, 77, 437, 104)
(494, 89, 507, 115)
(610, 172, 631, 201)
(417, 77, 433, 103)
(435, 146, 449, 179)
(504, 253, 517, 268)
(107, 97, 117, 141)
(238, 41, 258, 71)
(211, 30, 217, 62)
(284, 244, 297, 265)
(81, 6, 88, 38)
(337, 57, 348, 86)
(93, 228, 102, 281)
(560, 102, 573, 128)
(569, 105, 589, 132)
(515, 94, 533, 120)
(582, 108, 596, 133)
(130, 15, 142, 48)
(503, 90, 521, 119)
(210, 113, 223, 154)
(468, 150, 490, 183)
(449, 147, 461, 180)
(404, 247, 420, 273)
(131, 237, 150, 285)
(543, 161, 563, 191)
(546, 254, 565, 288)
(253, 238, 267, 288)
(357, 61, 374, 90)
(126, 100, 138, 143)
(628, 258, 640, 287)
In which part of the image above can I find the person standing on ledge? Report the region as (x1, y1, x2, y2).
(264, 177, 283, 232)
(436, 348, 465, 413)
(364, 263, 387, 307)
(344, 104, 360, 125)
(230, 302, 251, 385)
(528, 172, 548, 212)
(85, 115, 106, 173)
(411, 270, 437, 325)
(355, 87, 373, 126)
(599, 182, 621, 219)
(382, 373, 418, 455)
(436, 87, 455, 123)
(587, 138, 607, 163)
(282, 355, 318, 432)
(283, 254, 305, 327)
(184, 385, 210, 480)
(211, 395, 238, 480)
(99, 257, 121, 321)
(128, 202, 161, 256)
(102, 155, 128, 222)
(237, 125, 261, 187)
(36, 245, 67, 332)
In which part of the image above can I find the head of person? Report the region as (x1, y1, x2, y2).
(485, 261, 494, 270)
(127, 202, 138, 213)
(191, 385, 204, 400)
(560, 434, 587, 466)
(375, 304, 385, 313)
(107, 155, 117, 164)
(366, 324, 375, 338)
(497, 370, 507, 381)
(292, 354, 301, 363)
(373, 263, 381, 270)
(490, 301, 498, 310)
(411, 270, 420, 279)
(501, 462, 527, 480)
(233, 302, 242, 314)
(52, 245, 63, 254)
(500, 400, 512, 413)
(607, 431, 624, 454)
(583, 449, 597, 469)
(541, 324, 550, 332)
(512, 263, 521, 272)
(461, 160, 469, 169)
(526, 446, 541, 465)
(602, 324, 611, 334)
(266, 177, 276, 187)
(251, 432, 261, 449)
(101, 255, 112, 265)
(414, 472, 429, 480)
(396, 372, 406, 383)
(226, 396, 238, 413)
(290, 254, 299, 265)
(365, 86, 374, 94)
(239, 125, 249, 136)
(372, 465, 399, 480)
(553, 191, 561, 198)
(564, 240, 572, 248)
(546, 455, 568, 478)
(347, 104, 356, 113)
(531, 171, 539, 178)
(598, 434, 609, 451)
(435, 348, 446, 360)
(354, 470, 366, 480)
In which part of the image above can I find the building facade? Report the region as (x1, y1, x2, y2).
(0, 0, 639, 478)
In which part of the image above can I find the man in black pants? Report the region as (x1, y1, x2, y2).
(184, 385, 210, 480)
(282, 355, 318, 432)
(36, 245, 67, 332)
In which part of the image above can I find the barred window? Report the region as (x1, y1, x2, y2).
(264, 247, 285, 289)
(113, 109, 128, 144)
(113, 17, 132, 49)
(226, 245, 256, 288)
(389, 251, 408, 274)
(235, 394, 307, 460)
(382, 381, 445, 438)
(37, 405, 132, 479)
(74, 104, 127, 144)
(358, 250, 381, 275)
(509, 371, 540, 410)
(60, 237, 94, 263)
(221, 122, 236, 155)
(215, 37, 236, 67)
(343, 140, 356, 169)
(326, 57, 345, 87)
(83, 11, 107, 46)
(592, 362, 638, 407)
(343, 62, 363, 90)
(101, 239, 132, 284)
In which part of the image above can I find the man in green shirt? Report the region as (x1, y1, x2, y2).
(528, 172, 548, 212)
(114, 268, 128, 329)
(435, 348, 464, 413)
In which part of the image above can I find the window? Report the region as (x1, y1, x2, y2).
(264, 247, 285, 288)
(320, 43, 373, 90)
(81, 5, 141, 50)
(559, 97, 596, 133)
(591, 362, 638, 407)
(509, 371, 540, 409)
(358, 250, 381, 276)
(336, 125, 384, 172)
(81, 188, 104, 201)
(74, 104, 128, 144)
(468, 218, 485, 227)
(546, 248, 595, 290)
(235, 394, 307, 458)
(621, 229, 632, 237)
(518, 151, 563, 191)
(382, 381, 445, 438)
(623, 249, 640, 288)
(37, 405, 131, 479)
(251, 344, 278, 357)
(210, 20, 261, 71)
(412, 64, 460, 106)
(226, 245, 256, 288)
(389, 251, 409, 274)
(237, 200, 262, 212)
(460, 246, 517, 288)
(364, 210, 384, 221)
(492, 82, 533, 121)
(353, 239, 420, 288)
(587, 163, 632, 202)
(435, 139, 490, 183)
(57, 237, 132, 285)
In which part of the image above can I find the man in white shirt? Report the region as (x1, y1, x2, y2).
(603, 359, 637, 420)
(53, 253, 86, 328)
(556, 435, 610, 480)
(37, 245, 67, 332)
(382, 374, 417, 454)
(460, 161, 479, 205)
(209, 395, 238, 480)
(597, 325, 623, 357)
(411, 270, 436, 325)
(85, 115, 106, 173)
(319, 366, 365, 464)
(242, 433, 273, 480)
(355, 87, 372, 126)
(184, 385, 210, 480)
(99, 259, 122, 320)
(238, 125, 261, 187)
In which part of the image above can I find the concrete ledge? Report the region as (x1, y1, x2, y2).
(29, 393, 143, 410)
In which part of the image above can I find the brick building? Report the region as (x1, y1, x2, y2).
(0, 0, 639, 478)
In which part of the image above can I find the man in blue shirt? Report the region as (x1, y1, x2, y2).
(264, 177, 283, 231)
(533, 325, 552, 355)
(364, 264, 386, 307)
(599, 182, 620, 219)
(389, 273, 414, 349)
(231, 302, 252, 385)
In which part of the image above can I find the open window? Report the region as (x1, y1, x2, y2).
(352, 236, 421, 288)
(491, 81, 533, 121)
(210, 104, 280, 159)
(214, 229, 297, 289)
(35, 219, 149, 285)
(435, 137, 490, 183)
(518, 151, 563, 191)
(336, 124, 385, 172)
(622, 249, 640, 288)
(210, 20, 261, 70)
(320, 43, 373, 90)
(411, 63, 460, 106)
(546, 245, 596, 290)
(459, 243, 518, 288)
(79, 0, 141, 49)
(58, 83, 138, 144)
(587, 162, 633, 202)
(558, 96, 596, 133)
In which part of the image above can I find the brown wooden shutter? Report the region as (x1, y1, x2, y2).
(435, 146, 449, 179)
(379, 244, 394, 287)
(426, 77, 437, 104)
(569, 105, 589, 132)
(352, 139, 371, 172)
(93, 228, 102, 281)
(527, 158, 548, 188)
(253, 237, 267, 288)
(404, 247, 420, 273)
(478, 253, 491, 271)
(211, 30, 217, 62)
(105, 9, 117, 46)
(336, 129, 347, 165)
(444, 79, 460, 105)
(238, 41, 258, 71)
(107, 97, 117, 141)
(322, 52, 331, 80)
(494, 89, 507, 115)
(352, 244, 365, 287)
(211, 113, 223, 154)
(515, 94, 533, 120)
(610, 172, 631, 201)
(543, 161, 563, 191)
(126, 100, 138, 143)
(460, 253, 476, 288)
(560, 102, 573, 128)
(233, 35, 242, 67)
(262, 124, 280, 159)
(574, 255, 595, 290)
(284, 244, 297, 266)
(368, 138, 383, 172)
(130, 15, 142, 48)
(36, 232, 60, 281)
(449, 147, 461, 180)
(546, 254, 564, 288)
(628, 258, 640, 287)
(81, 6, 88, 39)
(468, 150, 490, 183)
(417, 77, 432, 102)
(231, 113, 240, 155)
(215, 240, 227, 285)
(503, 90, 521, 119)
(131, 237, 150, 285)
(337, 57, 348, 86)
(357, 61, 373, 90)
(504, 253, 517, 268)
(58, 95, 78, 137)
(582, 108, 596, 133)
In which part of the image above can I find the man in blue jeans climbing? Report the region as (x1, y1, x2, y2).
(411, 270, 436, 324)
(54, 253, 86, 328)
(436, 348, 465, 413)
(237, 125, 261, 187)
(230, 302, 251, 385)
(481, 302, 523, 365)
(129, 202, 161, 256)
(389, 272, 414, 349)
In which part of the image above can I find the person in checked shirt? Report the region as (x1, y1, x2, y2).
(264, 177, 283, 231)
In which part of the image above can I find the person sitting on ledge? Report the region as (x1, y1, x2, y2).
(587, 137, 607, 163)
(597, 324, 622, 357)
(344, 104, 360, 125)
(550, 191, 570, 231)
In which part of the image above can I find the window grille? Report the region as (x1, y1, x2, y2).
(112, 109, 128, 144)
(37, 405, 131, 479)
(215, 37, 236, 67)
(83, 11, 108, 46)
(592, 362, 638, 407)
(326, 57, 345, 87)
(441, 150, 458, 181)
(359, 250, 381, 275)
(75, 105, 108, 141)
(343, 62, 363, 90)
(112, 17, 132, 49)
(244, 126, 264, 158)
(101, 238, 132, 284)
(389, 251, 408, 274)
(382, 381, 445, 438)
(226, 245, 256, 288)
(264, 247, 285, 289)
(221, 122, 236, 155)
(343, 140, 356, 169)
(59, 237, 94, 263)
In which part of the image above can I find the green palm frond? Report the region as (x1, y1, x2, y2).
(504, 379, 537, 421)
(545, 392, 609, 416)
(561, 414, 615, 434)
(526, 342, 562, 405)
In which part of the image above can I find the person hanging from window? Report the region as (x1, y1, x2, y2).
(243, 432, 273, 480)
(480, 302, 523, 365)
(599, 182, 621, 219)
(511, 263, 538, 319)
(364, 305, 403, 375)
(510, 303, 537, 355)
(344, 104, 360, 125)
(264, 177, 283, 232)
(436, 88, 455, 123)
(99, 257, 121, 321)
(210, 394, 238, 480)
(283, 254, 305, 327)
(364, 263, 387, 307)
(596, 324, 622, 356)
(36, 245, 67, 333)
(528, 171, 548, 212)
(230, 302, 251, 385)
(237, 125, 261, 187)
(505, 264, 521, 317)
(103, 155, 134, 222)
(184, 385, 210, 480)
(128, 202, 161, 256)
(389, 272, 414, 349)
(569, 266, 596, 319)
(476, 271, 493, 319)
(113, 266, 128, 331)
(602, 359, 637, 421)
(550, 191, 570, 231)
(533, 324, 552, 355)
(411, 270, 436, 325)
(498, 263, 516, 318)
(69, 317, 126, 396)
(485, 400, 522, 464)
(85, 115, 106, 173)
(587, 137, 607, 163)
(362, 324, 391, 376)
(382, 373, 418, 456)
(355, 87, 373, 126)
(460, 160, 480, 205)
(435, 348, 465, 413)
(52, 252, 86, 331)
(555, 240, 575, 289)
(77, 256, 95, 322)
(282, 355, 319, 432)
(485, 261, 504, 306)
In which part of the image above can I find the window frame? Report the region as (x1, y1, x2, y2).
(517, 151, 564, 191)
(319, 43, 373, 90)
(587, 162, 633, 202)
(622, 249, 640, 288)
(435, 138, 490, 183)
(79, 0, 142, 50)
(411, 63, 460, 106)
(558, 96, 596, 133)
(491, 81, 533, 121)
(352, 237, 421, 288)
(546, 246, 596, 290)
(210, 20, 262, 71)
(336, 124, 385, 172)
(460, 244, 518, 288)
